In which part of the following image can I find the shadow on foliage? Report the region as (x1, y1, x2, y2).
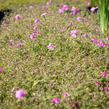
(0, 9, 12, 24)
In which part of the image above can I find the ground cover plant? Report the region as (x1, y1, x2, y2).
(0, 0, 109, 108)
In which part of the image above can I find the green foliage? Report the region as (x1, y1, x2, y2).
(0, 0, 49, 10)
(91, 0, 109, 34)
(0, 0, 109, 108)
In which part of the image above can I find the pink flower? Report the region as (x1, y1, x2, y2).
(77, 16, 83, 21)
(39, 56, 42, 60)
(53, 97, 60, 104)
(104, 87, 108, 91)
(67, 100, 72, 104)
(47, 43, 54, 50)
(83, 34, 88, 38)
(15, 89, 26, 99)
(34, 26, 38, 30)
(2, 20, 6, 24)
(15, 14, 22, 20)
(106, 37, 109, 40)
(47, 0, 52, 5)
(97, 40, 105, 48)
(37, 94, 41, 97)
(60, 4, 63, 8)
(95, 81, 100, 86)
(91, 7, 98, 12)
(10, 40, 13, 46)
(71, 7, 76, 12)
(69, 21, 73, 26)
(30, 33, 36, 39)
(34, 19, 39, 23)
(62, 92, 69, 98)
(17, 42, 22, 47)
(0, 67, 2, 73)
(33, 31, 38, 34)
(71, 29, 78, 38)
(91, 38, 98, 43)
(41, 13, 47, 17)
(53, 69, 56, 73)
(5, 24, 8, 27)
(74, 101, 79, 108)
(62, 27, 66, 32)
(62, 4, 69, 11)
(29, 5, 34, 9)
(102, 71, 107, 78)
(58, 9, 64, 13)
(42, 6, 48, 10)
(85, 1, 91, 6)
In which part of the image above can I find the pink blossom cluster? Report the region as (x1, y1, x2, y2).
(15, 14, 22, 20)
(42, 6, 48, 10)
(85, 1, 91, 6)
(15, 89, 26, 99)
(95, 72, 108, 91)
(0, 67, 2, 73)
(47, 43, 54, 50)
(91, 37, 109, 48)
(91, 7, 98, 12)
(47, 0, 52, 5)
(71, 29, 78, 38)
(77, 16, 90, 24)
(16, 40, 24, 47)
(58, 4, 69, 13)
(71, 7, 79, 15)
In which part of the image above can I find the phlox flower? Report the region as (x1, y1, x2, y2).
(97, 40, 105, 48)
(53, 97, 60, 104)
(62, 92, 69, 98)
(34, 19, 39, 23)
(83, 34, 88, 38)
(29, 5, 34, 9)
(62, 27, 65, 32)
(30, 33, 36, 39)
(95, 81, 100, 86)
(71, 29, 78, 38)
(60, 4, 63, 8)
(106, 37, 109, 40)
(47, 0, 52, 5)
(67, 100, 72, 104)
(33, 31, 38, 34)
(77, 16, 83, 21)
(69, 21, 73, 26)
(62, 4, 69, 11)
(58, 9, 64, 13)
(17, 42, 22, 47)
(74, 101, 79, 108)
(71, 7, 76, 12)
(10, 40, 13, 46)
(91, 7, 98, 12)
(102, 71, 107, 78)
(15, 89, 26, 99)
(39, 56, 42, 60)
(71, 7, 78, 15)
(104, 87, 108, 91)
(85, 1, 91, 6)
(5, 24, 8, 27)
(42, 6, 48, 10)
(91, 38, 98, 43)
(15, 14, 22, 20)
(41, 13, 47, 17)
(47, 43, 54, 50)
(37, 94, 41, 97)
(34, 26, 38, 30)
(2, 20, 6, 25)
(0, 67, 2, 73)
